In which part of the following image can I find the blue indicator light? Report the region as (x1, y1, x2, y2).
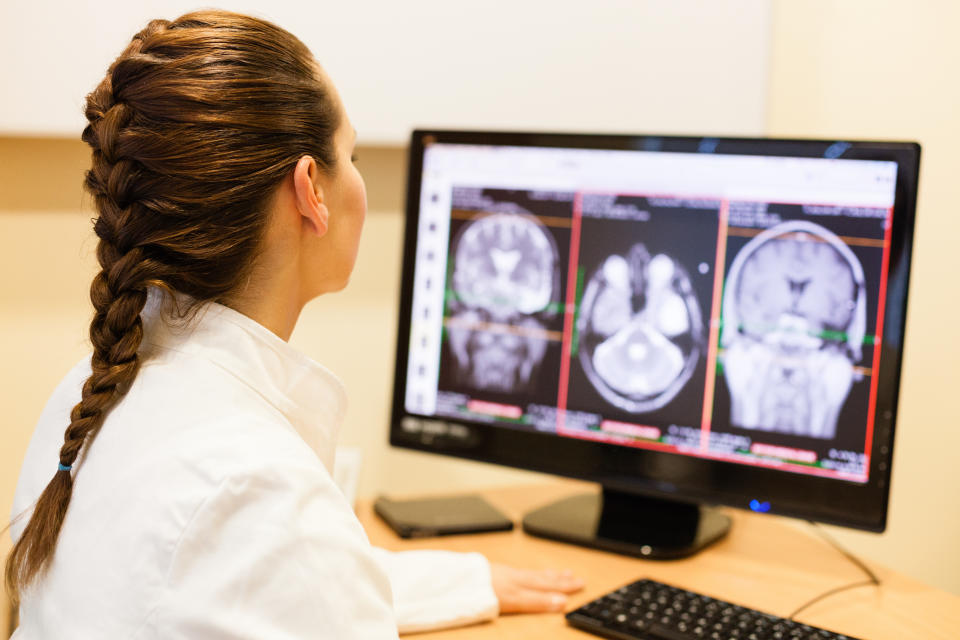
(698, 138, 719, 154)
(749, 499, 771, 513)
(824, 141, 851, 159)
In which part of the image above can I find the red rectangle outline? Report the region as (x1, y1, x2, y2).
(700, 200, 730, 449)
(555, 192, 583, 434)
(862, 205, 895, 473)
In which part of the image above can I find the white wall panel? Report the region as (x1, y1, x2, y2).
(0, 0, 770, 143)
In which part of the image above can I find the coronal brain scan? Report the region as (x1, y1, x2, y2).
(445, 212, 560, 392)
(721, 220, 867, 439)
(577, 244, 705, 413)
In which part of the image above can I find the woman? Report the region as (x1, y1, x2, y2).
(5, 10, 581, 637)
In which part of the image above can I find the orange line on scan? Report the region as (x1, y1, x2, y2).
(442, 316, 563, 341)
(725, 226, 885, 248)
(450, 209, 573, 228)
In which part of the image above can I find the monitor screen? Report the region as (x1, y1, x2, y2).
(390, 130, 919, 535)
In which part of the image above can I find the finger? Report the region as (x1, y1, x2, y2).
(516, 569, 583, 593)
(500, 588, 569, 614)
(515, 568, 585, 593)
(543, 569, 586, 592)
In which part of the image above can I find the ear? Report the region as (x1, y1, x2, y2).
(293, 155, 329, 237)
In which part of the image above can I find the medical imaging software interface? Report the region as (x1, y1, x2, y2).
(403, 142, 899, 483)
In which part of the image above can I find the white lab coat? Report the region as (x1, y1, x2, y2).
(9, 291, 498, 638)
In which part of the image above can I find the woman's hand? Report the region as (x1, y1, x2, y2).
(490, 563, 585, 614)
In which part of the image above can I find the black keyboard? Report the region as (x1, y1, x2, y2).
(566, 579, 860, 640)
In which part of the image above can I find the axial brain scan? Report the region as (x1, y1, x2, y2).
(446, 212, 560, 393)
(577, 244, 705, 413)
(721, 220, 867, 439)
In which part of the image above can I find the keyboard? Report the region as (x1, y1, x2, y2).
(566, 579, 860, 640)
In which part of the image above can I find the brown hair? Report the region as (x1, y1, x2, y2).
(5, 10, 340, 602)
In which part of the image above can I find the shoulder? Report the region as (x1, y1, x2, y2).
(112, 347, 317, 465)
(86, 347, 332, 522)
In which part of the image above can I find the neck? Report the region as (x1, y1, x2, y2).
(227, 295, 302, 342)
(222, 264, 304, 342)
(220, 183, 317, 341)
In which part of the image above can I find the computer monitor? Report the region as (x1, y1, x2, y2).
(389, 130, 919, 558)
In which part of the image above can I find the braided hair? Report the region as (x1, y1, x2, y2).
(5, 10, 340, 602)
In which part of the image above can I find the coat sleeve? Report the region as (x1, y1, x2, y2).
(154, 461, 399, 639)
(370, 547, 499, 634)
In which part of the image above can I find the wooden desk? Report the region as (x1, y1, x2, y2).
(360, 481, 960, 639)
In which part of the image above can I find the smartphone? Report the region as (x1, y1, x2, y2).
(373, 494, 515, 538)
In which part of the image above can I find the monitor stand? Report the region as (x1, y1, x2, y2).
(522, 486, 731, 559)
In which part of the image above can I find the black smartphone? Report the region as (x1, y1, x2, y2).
(373, 494, 515, 538)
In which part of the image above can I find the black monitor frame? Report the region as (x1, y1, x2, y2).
(389, 129, 920, 533)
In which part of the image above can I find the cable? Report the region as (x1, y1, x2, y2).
(788, 521, 881, 620)
(806, 521, 882, 586)
(787, 579, 876, 620)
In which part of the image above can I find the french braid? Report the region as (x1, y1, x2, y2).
(6, 10, 340, 601)
(62, 21, 172, 465)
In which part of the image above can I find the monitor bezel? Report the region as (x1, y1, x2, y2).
(389, 129, 920, 533)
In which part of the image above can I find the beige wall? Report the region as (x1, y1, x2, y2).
(766, 0, 960, 597)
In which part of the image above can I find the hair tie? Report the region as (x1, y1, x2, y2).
(58, 463, 72, 472)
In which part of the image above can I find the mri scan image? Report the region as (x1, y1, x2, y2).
(720, 220, 867, 439)
(445, 212, 561, 393)
(577, 244, 706, 413)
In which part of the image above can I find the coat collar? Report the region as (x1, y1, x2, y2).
(139, 288, 347, 474)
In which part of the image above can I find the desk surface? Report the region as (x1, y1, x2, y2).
(359, 481, 960, 639)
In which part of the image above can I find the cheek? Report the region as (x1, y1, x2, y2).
(353, 172, 367, 224)
(345, 172, 366, 263)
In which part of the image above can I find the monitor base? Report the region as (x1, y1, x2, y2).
(521, 487, 731, 559)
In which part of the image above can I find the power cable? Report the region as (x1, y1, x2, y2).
(788, 521, 881, 620)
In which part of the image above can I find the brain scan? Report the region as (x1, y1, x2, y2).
(577, 244, 705, 413)
(445, 212, 560, 393)
(451, 213, 557, 317)
(720, 220, 867, 439)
